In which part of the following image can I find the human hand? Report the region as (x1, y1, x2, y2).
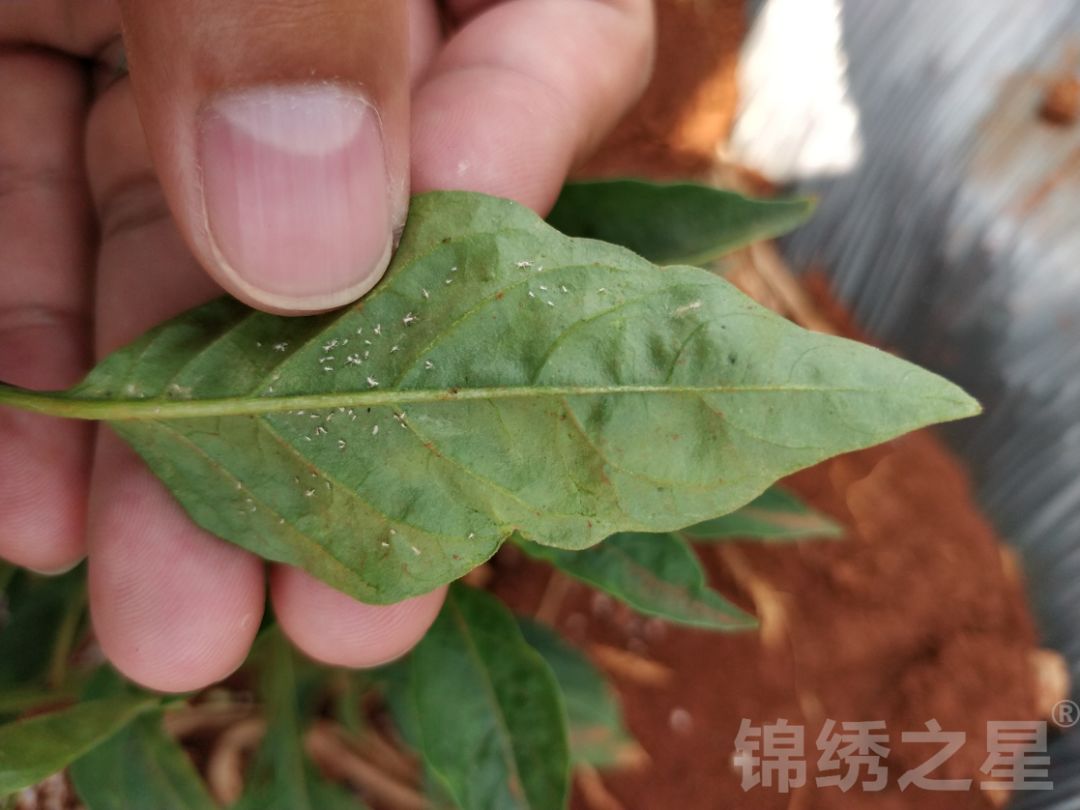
(0, 0, 655, 690)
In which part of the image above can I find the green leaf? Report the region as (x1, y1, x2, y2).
(70, 670, 215, 810)
(517, 620, 637, 769)
(235, 631, 361, 810)
(0, 191, 979, 604)
(0, 695, 158, 795)
(682, 486, 842, 542)
(546, 179, 814, 265)
(408, 584, 569, 810)
(519, 532, 752, 630)
(0, 568, 85, 689)
(0, 686, 75, 717)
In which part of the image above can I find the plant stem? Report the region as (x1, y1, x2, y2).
(47, 579, 87, 690)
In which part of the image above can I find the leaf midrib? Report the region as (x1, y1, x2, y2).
(446, 595, 534, 810)
(0, 381, 956, 422)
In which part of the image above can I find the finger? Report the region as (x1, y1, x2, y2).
(409, 0, 443, 87)
(116, 0, 410, 313)
(0, 48, 93, 573)
(272, 567, 445, 668)
(85, 82, 264, 692)
(412, 0, 656, 211)
(0, 0, 118, 55)
(264, 2, 445, 668)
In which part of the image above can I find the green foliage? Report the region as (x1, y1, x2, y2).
(235, 630, 362, 810)
(517, 620, 636, 769)
(547, 179, 814, 265)
(0, 193, 977, 606)
(684, 486, 842, 542)
(69, 670, 215, 810)
(0, 182, 980, 810)
(0, 568, 85, 691)
(520, 532, 752, 630)
(403, 584, 570, 810)
(0, 695, 159, 795)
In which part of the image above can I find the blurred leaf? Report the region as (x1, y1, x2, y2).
(0, 686, 76, 717)
(517, 620, 638, 769)
(235, 630, 361, 810)
(0, 192, 978, 605)
(682, 486, 842, 542)
(547, 179, 814, 265)
(407, 584, 569, 810)
(0, 568, 85, 689)
(0, 694, 158, 795)
(518, 532, 754, 631)
(69, 668, 215, 810)
(0, 564, 14, 595)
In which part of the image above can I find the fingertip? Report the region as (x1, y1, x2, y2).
(271, 565, 445, 669)
(88, 434, 265, 693)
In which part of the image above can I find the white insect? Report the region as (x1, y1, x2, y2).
(445, 278, 453, 285)
(372, 424, 380, 436)
(345, 354, 363, 366)
(390, 345, 399, 353)
(314, 426, 327, 436)
(546, 300, 555, 308)
(450, 265, 458, 273)
(411, 545, 422, 556)
(421, 288, 430, 300)
(338, 440, 347, 450)
(528, 290, 535, 299)
(373, 323, 382, 336)
(367, 376, 379, 388)
(393, 411, 407, 427)
(304, 489, 316, 498)
(539, 285, 548, 291)
(560, 285, 569, 293)
(516, 260, 532, 268)
(273, 342, 289, 352)
(424, 360, 435, 370)
(402, 312, 417, 326)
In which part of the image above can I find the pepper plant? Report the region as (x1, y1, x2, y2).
(0, 179, 978, 809)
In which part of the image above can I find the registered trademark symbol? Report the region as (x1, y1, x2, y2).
(1053, 699, 1080, 728)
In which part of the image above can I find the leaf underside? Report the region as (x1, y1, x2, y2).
(0, 192, 979, 603)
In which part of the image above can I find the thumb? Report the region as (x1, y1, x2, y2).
(117, 1, 409, 313)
